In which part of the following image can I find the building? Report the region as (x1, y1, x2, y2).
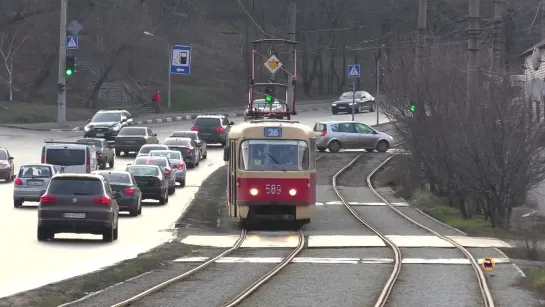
(520, 39, 545, 102)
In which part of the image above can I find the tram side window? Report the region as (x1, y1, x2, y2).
(239, 140, 309, 171)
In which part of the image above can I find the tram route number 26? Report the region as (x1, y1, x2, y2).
(265, 184, 281, 194)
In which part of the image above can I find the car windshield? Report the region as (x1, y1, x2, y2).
(96, 172, 131, 184)
(170, 132, 196, 140)
(47, 177, 103, 195)
(139, 146, 167, 154)
(91, 112, 121, 122)
(45, 149, 85, 166)
(118, 127, 146, 136)
(0, 150, 6, 160)
(150, 151, 181, 160)
(162, 138, 191, 146)
(340, 92, 361, 99)
(134, 157, 168, 167)
(240, 140, 309, 171)
(127, 166, 159, 176)
(194, 118, 220, 127)
(18, 165, 53, 178)
(76, 139, 102, 148)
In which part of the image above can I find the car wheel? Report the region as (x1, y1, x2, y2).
(202, 151, 207, 159)
(115, 149, 121, 156)
(168, 185, 175, 195)
(13, 199, 23, 208)
(109, 158, 115, 168)
(328, 141, 342, 153)
(317, 147, 327, 152)
(129, 204, 138, 216)
(369, 102, 375, 112)
(179, 179, 186, 187)
(102, 227, 114, 242)
(332, 110, 338, 115)
(159, 192, 167, 205)
(100, 162, 106, 170)
(5, 173, 11, 182)
(137, 198, 142, 215)
(37, 226, 52, 241)
(376, 140, 389, 153)
(113, 223, 119, 240)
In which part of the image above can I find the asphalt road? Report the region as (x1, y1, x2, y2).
(0, 109, 389, 298)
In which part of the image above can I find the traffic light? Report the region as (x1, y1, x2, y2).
(409, 104, 415, 113)
(66, 56, 76, 76)
(264, 88, 273, 103)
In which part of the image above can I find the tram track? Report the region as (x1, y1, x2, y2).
(108, 229, 305, 307)
(332, 149, 495, 307)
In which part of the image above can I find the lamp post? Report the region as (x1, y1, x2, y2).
(144, 31, 171, 109)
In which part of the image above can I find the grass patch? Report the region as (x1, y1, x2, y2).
(529, 267, 545, 290)
(169, 89, 228, 112)
(0, 101, 94, 124)
(0, 242, 195, 307)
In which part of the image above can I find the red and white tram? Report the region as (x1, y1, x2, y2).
(223, 119, 317, 226)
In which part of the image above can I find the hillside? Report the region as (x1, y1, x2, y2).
(0, 0, 540, 116)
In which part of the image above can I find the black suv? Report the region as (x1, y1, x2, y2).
(191, 115, 234, 146)
(84, 110, 134, 141)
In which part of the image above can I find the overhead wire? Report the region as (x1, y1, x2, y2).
(235, 0, 271, 37)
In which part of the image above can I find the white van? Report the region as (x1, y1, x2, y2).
(41, 141, 98, 173)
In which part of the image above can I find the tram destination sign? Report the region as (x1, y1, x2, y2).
(264, 127, 282, 137)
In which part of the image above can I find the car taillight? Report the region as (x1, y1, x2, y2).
(97, 152, 102, 158)
(40, 195, 56, 204)
(190, 126, 198, 131)
(14, 178, 22, 185)
(186, 148, 193, 152)
(123, 187, 135, 195)
(93, 196, 112, 205)
(154, 178, 161, 185)
(321, 130, 327, 136)
(165, 169, 171, 176)
(179, 162, 185, 169)
(216, 126, 225, 132)
(41, 155, 45, 163)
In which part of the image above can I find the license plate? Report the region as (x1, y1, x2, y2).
(63, 213, 86, 218)
(27, 181, 43, 186)
(202, 133, 211, 136)
(137, 180, 149, 186)
(338, 107, 346, 109)
(96, 133, 104, 137)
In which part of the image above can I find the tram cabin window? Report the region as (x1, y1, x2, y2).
(239, 140, 309, 171)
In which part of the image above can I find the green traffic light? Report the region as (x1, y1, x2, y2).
(265, 95, 272, 102)
(66, 69, 73, 76)
(409, 104, 415, 112)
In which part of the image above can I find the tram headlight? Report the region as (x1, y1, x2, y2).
(250, 188, 258, 196)
(289, 189, 297, 196)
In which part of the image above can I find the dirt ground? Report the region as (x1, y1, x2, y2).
(0, 166, 229, 307)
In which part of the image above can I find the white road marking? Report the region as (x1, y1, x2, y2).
(173, 256, 511, 265)
(180, 234, 512, 248)
(316, 201, 410, 206)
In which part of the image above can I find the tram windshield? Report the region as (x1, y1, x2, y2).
(239, 140, 309, 171)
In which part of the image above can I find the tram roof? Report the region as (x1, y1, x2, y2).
(229, 120, 315, 138)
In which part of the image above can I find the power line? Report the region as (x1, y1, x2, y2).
(235, 0, 271, 37)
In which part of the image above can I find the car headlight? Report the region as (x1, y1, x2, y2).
(332, 103, 336, 106)
(112, 124, 121, 131)
(84, 125, 91, 132)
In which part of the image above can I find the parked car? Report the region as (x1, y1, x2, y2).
(313, 121, 393, 153)
(76, 138, 115, 169)
(168, 130, 207, 159)
(149, 150, 186, 187)
(37, 173, 120, 242)
(332, 91, 375, 114)
(190, 114, 234, 146)
(93, 170, 142, 216)
(125, 165, 169, 205)
(132, 156, 176, 194)
(0, 147, 14, 182)
(13, 164, 57, 208)
(114, 127, 159, 156)
(83, 110, 134, 141)
(162, 137, 199, 168)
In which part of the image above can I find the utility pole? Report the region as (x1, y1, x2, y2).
(287, 0, 296, 112)
(542, 0, 545, 39)
(375, 48, 381, 125)
(415, 0, 427, 74)
(57, 0, 68, 125)
(467, 0, 481, 117)
(492, 0, 504, 74)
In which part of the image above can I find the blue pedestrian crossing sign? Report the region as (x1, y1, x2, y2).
(170, 45, 191, 75)
(66, 36, 79, 49)
(347, 64, 360, 78)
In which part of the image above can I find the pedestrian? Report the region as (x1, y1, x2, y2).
(152, 90, 161, 113)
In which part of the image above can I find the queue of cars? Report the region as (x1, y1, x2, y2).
(6, 111, 235, 243)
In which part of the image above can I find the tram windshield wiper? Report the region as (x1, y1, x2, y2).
(266, 153, 287, 172)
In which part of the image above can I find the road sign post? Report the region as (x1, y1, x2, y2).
(347, 64, 360, 121)
(66, 36, 79, 49)
(170, 45, 191, 75)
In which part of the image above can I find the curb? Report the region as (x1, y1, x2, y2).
(1, 106, 331, 132)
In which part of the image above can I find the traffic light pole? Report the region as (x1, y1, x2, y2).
(351, 81, 356, 121)
(56, 0, 68, 125)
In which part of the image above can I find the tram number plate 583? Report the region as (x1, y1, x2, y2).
(265, 184, 281, 194)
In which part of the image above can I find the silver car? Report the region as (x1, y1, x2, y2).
(13, 164, 57, 208)
(149, 150, 187, 187)
(314, 121, 393, 153)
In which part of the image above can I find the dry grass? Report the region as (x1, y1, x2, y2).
(0, 101, 94, 124)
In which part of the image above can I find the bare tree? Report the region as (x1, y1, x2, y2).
(0, 32, 26, 101)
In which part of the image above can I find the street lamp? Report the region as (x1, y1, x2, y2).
(143, 31, 171, 109)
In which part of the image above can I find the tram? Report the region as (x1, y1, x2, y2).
(223, 119, 317, 226)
